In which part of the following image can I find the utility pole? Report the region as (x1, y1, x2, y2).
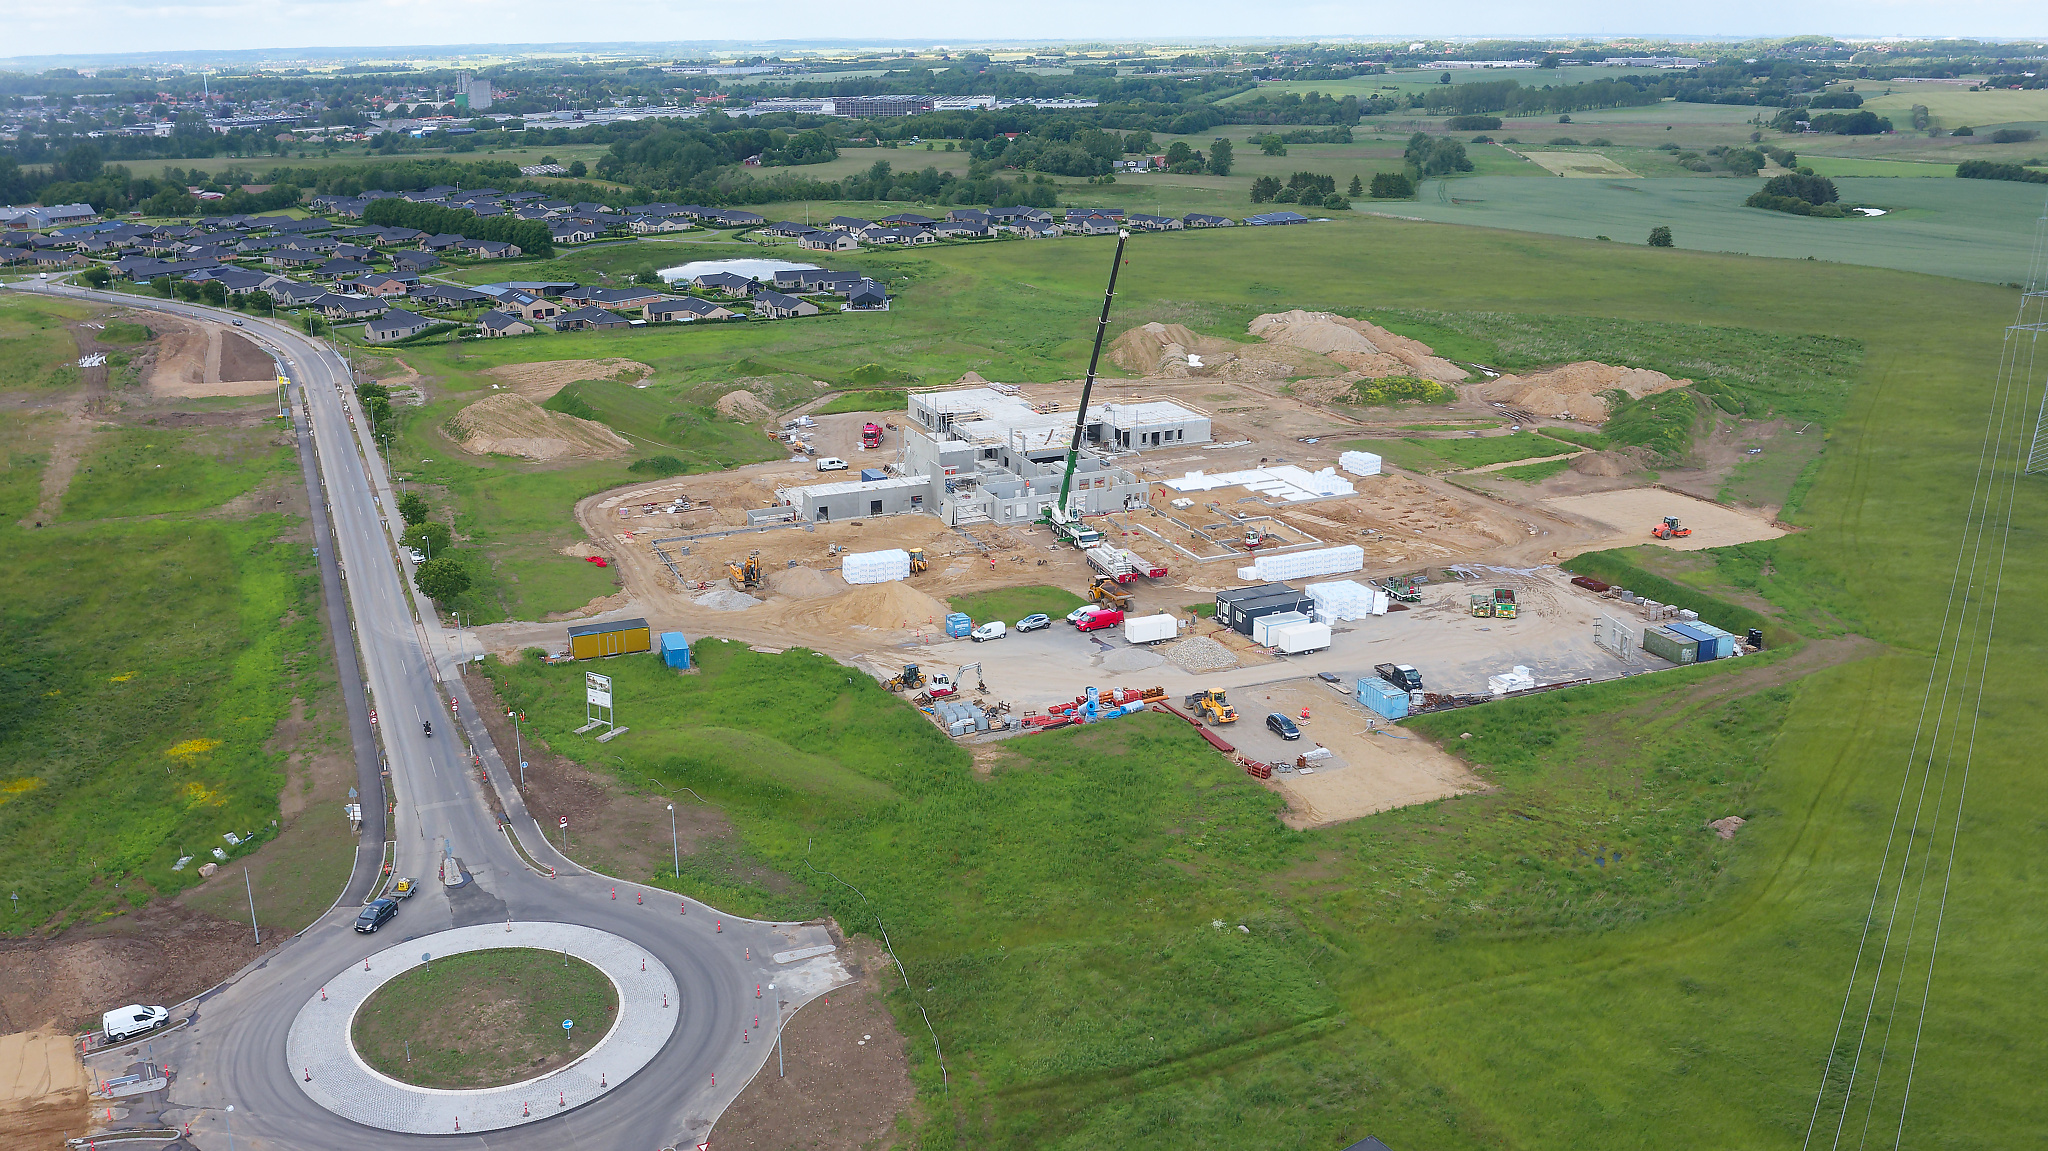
(668, 804, 678, 878)
(243, 868, 259, 944)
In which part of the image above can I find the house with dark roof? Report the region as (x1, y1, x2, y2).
(845, 280, 890, 311)
(932, 221, 989, 239)
(877, 212, 936, 228)
(461, 239, 521, 259)
(365, 308, 433, 343)
(563, 285, 665, 310)
(989, 206, 1053, 224)
(0, 247, 29, 265)
(759, 221, 815, 239)
(645, 297, 740, 322)
(374, 227, 426, 246)
(799, 230, 859, 251)
(752, 291, 821, 319)
(317, 294, 386, 320)
(476, 310, 535, 337)
(204, 267, 286, 295)
(268, 280, 328, 306)
(551, 305, 632, 332)
(346, 272, 415, 296)
(422, 233, 467, 251)
(265, 247, 326, 268)
(627, 216, 692, 234)
(862, 226, 936, 246)
(692, 271, 760, 296)
(1063, 216, 1120, 236)
(1126, 213, 1182, 231)
(496, 290, 560, 323)
(827, 216, 873, 231)
(409, 284, 490, 309)
(1182, 213, 1235, 228)
(315, 258, 373, 279)
(945, 208, 991, 225)
(703, 209, 766, 227)
(391, 251, 441, 272)
(549, 224, 597, 244)
(1244, 211, 1309, 226)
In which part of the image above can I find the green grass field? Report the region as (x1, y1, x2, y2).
(813, 388, 906, 415)
(1393, 174, 2048, 283)
(1861, 83, 2048, 130)
(473, 205, 2048, 1149)
(62, 426, 291, 521)
(1799, 156, 1959, 178)
(352, 947, 618, 1089)
(947, 584, 1087, 623)
(1362, 430, 1576, 473)
(1489, 456, 1576, 481)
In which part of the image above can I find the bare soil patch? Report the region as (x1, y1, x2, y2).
(350, 948, 618, 1089)
(716, 388, 775, 422)
(215, 330, 273, 384)
(1249, 309, 1470, 382)
(142, 312, 276, 398)
(1238, 680, 1490, 828)
(483, 358, 653, 401)
(0, 902, 273, 1035)
(1471, 361, 1689, 422)
(442, 393, 631, 460)
(1544, 487, 1787, 551)
(0, 1028, 89, 1151)
(712, 935, 913, 1151)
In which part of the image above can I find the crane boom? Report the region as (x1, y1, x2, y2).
(1044, 228, 1129, 547)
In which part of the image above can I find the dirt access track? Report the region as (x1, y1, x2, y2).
(143, 311, 278, 398)
(1545, 487, 1787, 551)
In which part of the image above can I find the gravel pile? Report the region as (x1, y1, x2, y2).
(692, 588, 762, 611)
(1102, 647, 1166, 673)
(1163, 635, 1239, 673)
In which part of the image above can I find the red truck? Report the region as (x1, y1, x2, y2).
(1073, 608, 1125, 632)
(861, 423, 884, 449)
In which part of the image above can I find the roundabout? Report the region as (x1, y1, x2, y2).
(285, 922, 680, 1134)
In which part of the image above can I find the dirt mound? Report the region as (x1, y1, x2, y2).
(769, 566, 847, 599)
(716, 389, 775, 422)
(694, 588, 763, 610)
(1475, 361, 1689, 422)
(1109, 321, 1345, 382)
(484, 359, 653, 400)
(0, 1028, 87, 1149)
(783, 581, 950, 634)
(1247, 310, 1468, 382)
(1570, 450, 1642, 477)
(442, 393, 631, 460)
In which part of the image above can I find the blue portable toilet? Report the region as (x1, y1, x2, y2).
(659, 631, 692, 669)
(1356, 677, 1410, 720)
(944, 612, 972, 638)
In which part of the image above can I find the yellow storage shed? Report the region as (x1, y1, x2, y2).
(568, 617, 652, 660)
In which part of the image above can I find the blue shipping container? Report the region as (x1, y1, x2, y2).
(1688, 621, 1739, 659)
(659, 631, 692, 669)
(944, 612, 972, 638)
(1665, 621, 1729, 661)
(1356, 677, 1410, 720)
(860, 468, 887, 482)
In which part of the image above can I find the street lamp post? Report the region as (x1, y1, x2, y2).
(510, 710, 523, 790)
(224, 1104, 235, 1151)
(667, 804, 678, 878)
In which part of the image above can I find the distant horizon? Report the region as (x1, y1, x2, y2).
(3, 25, 2042, 70)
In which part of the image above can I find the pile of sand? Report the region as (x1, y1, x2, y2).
(1107, 321, 1343, 382)
(783, 581, 950, 633)
(716, 389, 775, 422)
(442, 393, 632, 460)
(769, 566, 847, 599)
(1474, 361, 1689, 423)
(484, 359, 654, 400)
(694, 588, 763, 611)
(1247, 310, 1469, 382)
(0, 1029, 87, 1148)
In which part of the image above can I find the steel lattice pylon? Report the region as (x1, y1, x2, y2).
(2018, 195, 2048, 474)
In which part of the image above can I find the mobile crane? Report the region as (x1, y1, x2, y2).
(1038, 228, 1129, 550)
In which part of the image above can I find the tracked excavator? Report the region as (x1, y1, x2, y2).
(726, 550, 764, 589)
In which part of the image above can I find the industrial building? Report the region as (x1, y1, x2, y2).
(1215, 583, 1316, 635)
(784, 474, 929, 523)
(905, 386, 1210, 454)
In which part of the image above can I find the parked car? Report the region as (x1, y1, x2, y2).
(1065, 605, 1096, 623)
(1265, 713, 1302, 741)
(970, 621, 1007, 642)
(404, 548, 426, 564)
(101, 1004, 169, 1042)
(1016, 613, 1051, 633)
(355, 897, 399, 933)
(1074, 608, 1124, 632)
(815, 457, 848, 471)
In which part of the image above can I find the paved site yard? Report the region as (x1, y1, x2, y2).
(1544, 486, 1786, 551)
(1226, 678, 1490, 828)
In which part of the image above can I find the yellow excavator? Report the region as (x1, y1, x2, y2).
(726, 550, 763, 589)
(1184, 687, 1238, 725)
(1088, 577, 1133, 611)
(908, 547, 929, 574)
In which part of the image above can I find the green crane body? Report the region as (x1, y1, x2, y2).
(1042, 228, 1129, 548)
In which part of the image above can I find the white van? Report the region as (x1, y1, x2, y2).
(815, 457, 848, 472)
(970, 621, 1007, 642)
(102, 1004, 169, 1041)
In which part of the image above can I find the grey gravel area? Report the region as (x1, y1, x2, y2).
(286, 921, 679, 1134)
(692, 588, 762, 611)
(1102, 647, 1166, 673)
(1163, 635, 1240, 673)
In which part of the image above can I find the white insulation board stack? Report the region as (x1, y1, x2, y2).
(841, 548, 911, 585)
(1339, 450, 1383, 478)
(1488, 665, 1536, 696)
(1251, 544, 1365, 582)
(1305, 579, 1388, 620)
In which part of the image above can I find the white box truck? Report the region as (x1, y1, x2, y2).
(1270, 620, 1332, 654)
(1123, 614, 1179, 645)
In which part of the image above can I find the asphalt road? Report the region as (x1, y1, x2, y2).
(18, 282, 805, 1150)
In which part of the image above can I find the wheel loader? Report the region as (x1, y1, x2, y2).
(1183, 687, 1239, 725)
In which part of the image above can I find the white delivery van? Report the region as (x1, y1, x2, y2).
(102, 1004, 169, 1041)
(970, 621, 1007, 642)
(1123, 613, 1179, 645)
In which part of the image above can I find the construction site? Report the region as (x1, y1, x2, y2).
(471, 249, 1792, 828)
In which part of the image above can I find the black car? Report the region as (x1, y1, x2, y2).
(1265, 713, 1301, 741)
(355, 897, 398, 933)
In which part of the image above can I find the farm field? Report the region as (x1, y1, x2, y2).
(1861, 81, 2048, 129)
(1393, 174, 2048, 283)
(465, 197, 2046, 1149)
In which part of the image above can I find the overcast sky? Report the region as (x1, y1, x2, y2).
(7, 0, 2044, 61)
